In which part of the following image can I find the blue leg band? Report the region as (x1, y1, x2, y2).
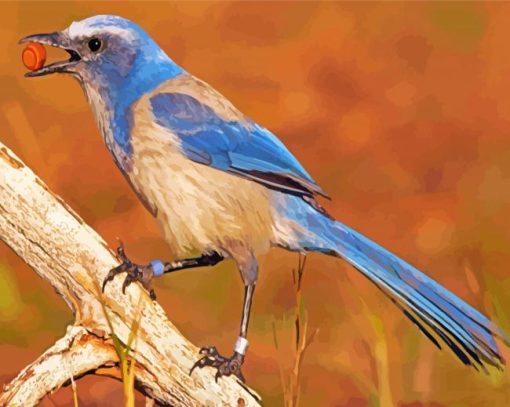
(150, 259, 165, 277)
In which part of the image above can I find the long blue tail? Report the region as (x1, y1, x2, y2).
(276, 195, 509, 370)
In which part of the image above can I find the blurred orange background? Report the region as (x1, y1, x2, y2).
(1, 1, 510, 406)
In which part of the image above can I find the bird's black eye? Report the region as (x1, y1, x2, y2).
(88, 38, 102, 52)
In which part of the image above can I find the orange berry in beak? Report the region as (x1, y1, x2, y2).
(22, 42, 46, 71)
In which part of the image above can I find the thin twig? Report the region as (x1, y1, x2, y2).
(272, 253, 318, 407)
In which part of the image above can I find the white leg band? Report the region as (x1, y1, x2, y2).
(234, 336, 249, 355)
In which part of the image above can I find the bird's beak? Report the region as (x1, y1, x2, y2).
(19, 31, 81, 77)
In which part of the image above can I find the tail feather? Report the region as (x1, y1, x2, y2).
(278, 197, 509, 370)
(326, 219, 508, 369)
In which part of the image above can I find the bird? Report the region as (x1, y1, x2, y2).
(20, 14, 509, 382)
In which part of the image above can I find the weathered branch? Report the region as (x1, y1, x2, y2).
(0, 143, 260, 406)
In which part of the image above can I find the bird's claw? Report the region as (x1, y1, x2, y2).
(102, 241, 157, 300)
(189, 346, 245, 383)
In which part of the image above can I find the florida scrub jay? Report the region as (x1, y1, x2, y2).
(21, 15, 508, 382)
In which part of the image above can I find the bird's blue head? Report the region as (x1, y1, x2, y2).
(20, 15, 185, 164)
(20, 15, 184, 107)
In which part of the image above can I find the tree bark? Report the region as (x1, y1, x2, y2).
(0, 143, 260, 406)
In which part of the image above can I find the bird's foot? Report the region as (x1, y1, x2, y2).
(190, 346, 245, 383)
(102, 241, 157, 300)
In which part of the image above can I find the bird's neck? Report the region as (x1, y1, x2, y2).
(81, 80, 129, 172)
(83, 57, 184, 172)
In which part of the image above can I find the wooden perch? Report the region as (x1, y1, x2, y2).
(0, 142, 261, 407)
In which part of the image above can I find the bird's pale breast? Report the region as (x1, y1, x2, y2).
(128, 85, 276, 259)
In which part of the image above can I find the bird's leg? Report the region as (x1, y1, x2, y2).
(190, 284, 255, 382)
(102, 241, 223, 300)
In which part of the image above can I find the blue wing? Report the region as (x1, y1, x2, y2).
(149, 92, 328, 198)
